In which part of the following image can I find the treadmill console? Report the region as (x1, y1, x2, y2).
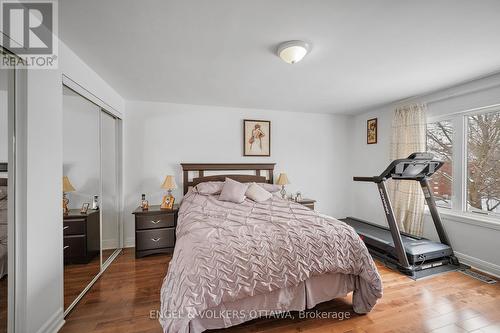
(385, 152, 443, 181)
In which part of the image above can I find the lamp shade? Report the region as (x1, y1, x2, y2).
(276, 173, 290, 185)
(161, 175, 177, 190)
(63, 176, 76, 192)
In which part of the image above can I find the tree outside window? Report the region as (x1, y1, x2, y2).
(426, 111, 500, 215)
(467, 111, 500, 214)
(426, 121, 453, 208)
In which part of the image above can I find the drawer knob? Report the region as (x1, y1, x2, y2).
(63, 226, 69, 230)
(151, 220, 161, 224)
(63, 245, 70, 250)
(151, 237, 161, 242)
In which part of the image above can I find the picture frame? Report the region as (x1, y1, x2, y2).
(160, 194, 175, 210)
(243, 119, 271, 156)
(80, 202, 90, 214)
(367, 118, 378, 144)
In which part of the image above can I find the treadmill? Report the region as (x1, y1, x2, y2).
(342, 152, 462, 279)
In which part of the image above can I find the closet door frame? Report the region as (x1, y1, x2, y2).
(99, 109, 123, 267)
(62, 75, 123, 316)
(1, 46, 28, 333)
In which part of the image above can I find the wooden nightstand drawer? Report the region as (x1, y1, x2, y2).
(64, 235, 86, 258)
(136, 213, 175, 230)
(136, 228, 175, 251)
(63, 219, 86, 235)
(133, 205, 179, 258)
(63, 210, 100, 264)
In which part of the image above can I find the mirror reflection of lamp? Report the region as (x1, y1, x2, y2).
(277, 173, 290, 199)
(62, 176, 76, 215)
(161, 175, 177, 210)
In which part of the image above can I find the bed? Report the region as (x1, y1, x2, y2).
(160, 163, 382, 333)
(0, 178, 7, 280)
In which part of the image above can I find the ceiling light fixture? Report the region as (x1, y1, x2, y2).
(276, 40, 311, 64)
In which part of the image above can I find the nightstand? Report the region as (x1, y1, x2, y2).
(295, 198, 316, 210)
(63, 209, 100, 264)
(132, 205, 178, 258)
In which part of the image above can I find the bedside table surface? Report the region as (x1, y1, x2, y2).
(64, 209, 99, 218)
(295, 198, 316, 204)
(133, 204, 179, 215)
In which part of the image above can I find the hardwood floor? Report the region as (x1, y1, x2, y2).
(64, 249, 117, 309)
(61, 248, 500, 333)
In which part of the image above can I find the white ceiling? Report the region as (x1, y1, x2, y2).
(60, 0, 500, 114)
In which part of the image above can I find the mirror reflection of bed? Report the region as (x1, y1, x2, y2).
(0, 176, 6, 333)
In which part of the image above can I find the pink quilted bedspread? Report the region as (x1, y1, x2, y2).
(160, 189, 382, 332)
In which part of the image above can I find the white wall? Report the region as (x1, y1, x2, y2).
(20, 41, 124, 333)
(349, 73, 500, 277)
(123, 101, 352, 247)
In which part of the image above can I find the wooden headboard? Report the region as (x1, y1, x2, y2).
(181, 163, 275, 195)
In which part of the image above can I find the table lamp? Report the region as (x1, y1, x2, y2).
(277, 173, 290, 199)
(161, 175, 177, 209)
(63, 176, 76, 215)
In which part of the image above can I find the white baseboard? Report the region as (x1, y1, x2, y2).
(455, 251, 500, 278)
(124, 236, 135, 248)
(36, 307, 65, 333)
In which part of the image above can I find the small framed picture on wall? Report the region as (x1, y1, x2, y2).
(243, 119, 271, 156)
(367, 118, 377, 144)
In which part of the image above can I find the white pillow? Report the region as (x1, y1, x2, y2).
(219, 178, 249, 203)
(246, 183, 272, 202)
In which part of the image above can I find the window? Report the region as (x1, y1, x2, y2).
(426, 121, 453, 208)
(467, 110, 500, 215)
(426, 106, 500, 219)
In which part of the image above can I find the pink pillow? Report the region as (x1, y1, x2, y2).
(257, 183, 281, 193)
(246, 183, 272, 202)
(219, 178, 249, 203)
(194, 181, 224, 195)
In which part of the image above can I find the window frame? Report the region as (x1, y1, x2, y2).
(427, 103, 500, 220)
(425, 119, 454, 209)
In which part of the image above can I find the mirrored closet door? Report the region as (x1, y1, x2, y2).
(0, 48, 21, 333)
(63, 83, 122, 315)
(63, 86, 101, 311)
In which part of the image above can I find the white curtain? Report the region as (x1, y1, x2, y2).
(389, 103, 427, 236)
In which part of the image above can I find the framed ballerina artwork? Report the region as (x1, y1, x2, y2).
(243, 119, 271, 156)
